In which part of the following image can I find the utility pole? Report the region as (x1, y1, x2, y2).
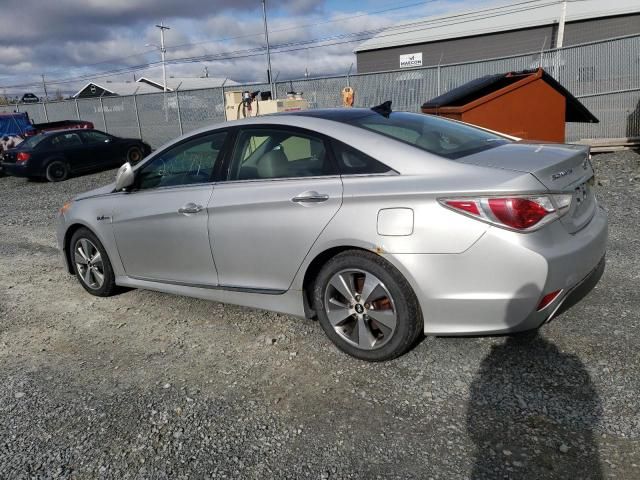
(41, 74, 48, 101)
(556, 0, 567, 48)
(262, 0, 273, 96)
(155, 21, 170, 92)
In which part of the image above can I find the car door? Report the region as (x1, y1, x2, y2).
(208, 126, 343, 292)
(110, 130, 230, 286)
(49, 132, 89, 171)
(79, 130, 119, 168)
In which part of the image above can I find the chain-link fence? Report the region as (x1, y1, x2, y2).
(4, 34, 639, 148)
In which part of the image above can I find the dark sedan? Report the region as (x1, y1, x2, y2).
(1, 129, 151, 182)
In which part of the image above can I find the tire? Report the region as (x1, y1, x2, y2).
(70, 228, 118, 297)
(126, 146, 143, 165)
(313, 250, 423, 361)
(45, 160, 69, 182)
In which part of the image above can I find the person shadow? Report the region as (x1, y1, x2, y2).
(466, 285, 603, 479)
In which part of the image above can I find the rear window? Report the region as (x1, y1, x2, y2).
(19, 134, 48, 149)
(345, 111, 509, 159)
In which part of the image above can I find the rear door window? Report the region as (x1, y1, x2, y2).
(229, 129, 336, 180)
(331, 141, 394, 175)
(50, 133, 83, 148)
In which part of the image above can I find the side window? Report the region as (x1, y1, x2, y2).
(332, 141, 393, 175)
(50, 133, 82, 148)
(81, 131, 111, 143)
(229, 129, 335, 180)
(136, 131, 227, 190)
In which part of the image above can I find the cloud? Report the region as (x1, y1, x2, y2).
(0, 0, 500, 95)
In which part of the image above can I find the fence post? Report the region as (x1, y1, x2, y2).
(175, 91, 183, 136)
(437, 64, 441, 95)
(99, 97, 107, 132)
(42, 101, 49, 122)
(74, 99, 81, 120)
(221, 79, 228, 121)
(133, 95, 143, 140)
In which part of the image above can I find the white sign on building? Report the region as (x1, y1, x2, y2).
(399, 52, 423, 68)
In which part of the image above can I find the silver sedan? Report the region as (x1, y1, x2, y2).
(57, 109, 607, 361)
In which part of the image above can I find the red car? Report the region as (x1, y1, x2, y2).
(24, 119, 94, 137)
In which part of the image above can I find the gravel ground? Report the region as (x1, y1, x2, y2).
(0, 151, 639, 479)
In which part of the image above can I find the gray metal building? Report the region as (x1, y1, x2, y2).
(355, 0, 640, 73)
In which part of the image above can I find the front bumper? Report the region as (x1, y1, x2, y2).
(385, 206, 608, 335)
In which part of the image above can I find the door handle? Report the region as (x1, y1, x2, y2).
(178, 202, 203, 214)
(291, 192, 330, 203)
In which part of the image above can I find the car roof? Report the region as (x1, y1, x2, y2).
(280, 108, 378, 122)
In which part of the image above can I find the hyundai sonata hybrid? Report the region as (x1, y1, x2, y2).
(57, 108, 607, 361)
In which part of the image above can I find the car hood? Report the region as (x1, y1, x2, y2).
(75, 182, 116, 201)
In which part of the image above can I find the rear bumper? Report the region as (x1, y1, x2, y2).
(384, 205, 608, 335)
(545, 254, 605, 322)
(1, 162, 33, 178)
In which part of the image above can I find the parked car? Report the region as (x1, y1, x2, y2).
(0, 114, 96, 177)
(56, 108, 607, 361)
(20, 93, 40, 104)
(23, 119, 95, 137)
(2, 129, 151, 182)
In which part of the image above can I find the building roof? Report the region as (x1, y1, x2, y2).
(355, 0, 640, 53)
(421, 68, 599, 123)
(73, 76, 239, 98)
(72, 81, 162, 98)
(137, 76, 238, 91)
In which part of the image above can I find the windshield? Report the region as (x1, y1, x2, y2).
(345, 111, 510, 159)
(19, 134, 48, 149)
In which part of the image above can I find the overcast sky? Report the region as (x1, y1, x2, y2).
(0, 0, 501, 97)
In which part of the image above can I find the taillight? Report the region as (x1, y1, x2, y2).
(441, 194, 572, 232)
(488, 198, 550, 230)
(16, 152, 31, 163)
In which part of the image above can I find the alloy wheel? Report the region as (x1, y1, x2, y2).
(323, 269, 397, 350)
(74, 238, 105, 290)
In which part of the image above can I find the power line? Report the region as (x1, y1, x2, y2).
(167, 0, 441, 51)
(1, 0, 574, 89)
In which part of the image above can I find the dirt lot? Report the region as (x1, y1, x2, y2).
(1, 151, 639, 479)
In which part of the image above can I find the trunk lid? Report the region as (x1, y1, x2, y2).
(460, 142, 596, 233)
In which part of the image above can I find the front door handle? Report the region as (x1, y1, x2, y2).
(291, 192, 330, 203)
(178, 202, 203, 214)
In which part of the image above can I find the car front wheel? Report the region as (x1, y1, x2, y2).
(313, 250, 423, 361)
(70, 228, 118, 297)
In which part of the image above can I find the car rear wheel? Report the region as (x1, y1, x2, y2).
(45, 160, 69, 182)
(126, 146, 143, 165)
(313, 250, 423, 361)
(70, 228, 117, 297)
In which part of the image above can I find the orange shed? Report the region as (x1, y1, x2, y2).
(421, 68, 598, 143)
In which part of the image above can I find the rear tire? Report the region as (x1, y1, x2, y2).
(70, 228, 118, 297)
(126, 146, 143, 165)
(45, 160, 69, 182)
(313, 250, 423, 361)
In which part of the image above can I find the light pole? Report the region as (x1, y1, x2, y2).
(262, 0, 273, 96)
(556, 0, 567, 48)
(154, 21, 170, 92)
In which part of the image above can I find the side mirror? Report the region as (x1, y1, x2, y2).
(115, 162, 135, 191)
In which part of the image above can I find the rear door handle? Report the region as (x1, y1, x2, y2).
(178, 202, 203, 214)
(291, 192, 330, 203)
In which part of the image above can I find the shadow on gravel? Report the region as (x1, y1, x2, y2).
(467, 331, 603, 479)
